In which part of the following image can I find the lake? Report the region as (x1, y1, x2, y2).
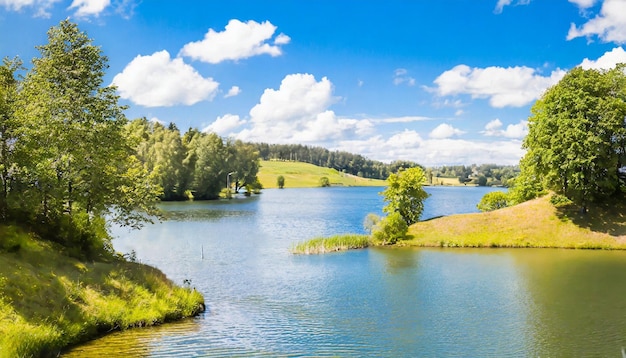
(64, 186, 626, 357)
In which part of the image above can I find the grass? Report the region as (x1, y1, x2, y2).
(402, 194, 626, 249)
(291, 234, 370, 254)
(0, 225, 205, 358)
(257, 160, 386, 189)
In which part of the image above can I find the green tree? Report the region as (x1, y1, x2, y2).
(15, 20, 160, 231)
(381, 167, 429, 225)
(477, 191, 510, 212)
(319, 176, 330, 187)
(371, 212, 408, 245)
(277, 175, 285, 189)
(0, 57, 22, 220)
(520, 65, 626, 210)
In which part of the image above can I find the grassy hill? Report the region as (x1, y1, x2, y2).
(404, 194, 626, 249)
(0, 226, 204, 357)
(257, 160, 386, 188)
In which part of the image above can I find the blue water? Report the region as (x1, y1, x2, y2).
(64, 187, 626, 357)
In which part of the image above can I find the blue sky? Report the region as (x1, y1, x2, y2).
(2, 0, 626, 166)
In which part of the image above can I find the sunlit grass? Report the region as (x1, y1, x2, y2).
(0, 226, 205, 357)
(402, 194, 626, 249)
(291, 234, 371, 254)
(258, 160, 386, 188)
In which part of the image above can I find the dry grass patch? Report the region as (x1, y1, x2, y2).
(404, 195, 626, 249)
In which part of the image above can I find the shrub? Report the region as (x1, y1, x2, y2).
(319, 176, 330, 187)
(371, 212, 408, 245)
(277, 175, 285, 189)
(477, 191, 510, 212)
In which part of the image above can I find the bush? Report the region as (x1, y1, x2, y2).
(549, 193, 573, 207)
(277, 175, 285, 189)
(477, 191, 510, 212)
(371, 212, 408, 245)
(319, 176, 330, 187)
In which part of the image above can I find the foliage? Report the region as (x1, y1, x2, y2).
(381, 167, 430, 225)
(251, 142, 421, 180)
(520, 65, 626, 209)
(432, 164, 519, 187)
(277, 175, 285, 189)
(549, 193, 574, 207)
(319, 176, 330, 187)
(370, 212, 408, 245)
(477, 191, 510, 212)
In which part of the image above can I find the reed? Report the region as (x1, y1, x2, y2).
(291, 234, 370, 254)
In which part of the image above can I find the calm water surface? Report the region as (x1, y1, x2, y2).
(64, 187, 626, 357)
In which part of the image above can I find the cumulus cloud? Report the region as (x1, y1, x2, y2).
(482, 119, 528, 138)
(336, 131, 525, 166)
(112, 50, 219, 107)
(224, 85, 242, 98)
(429, 123, 465, 139)
(433, 64, 566, 107)
(0, 0, 61, 17)
(68, 0, 110, 17)
(235, 73, 373, 144)
(494, 0, 531, 14)
(567, 0, 626, 44)
(580, 46, 626, 69)
(393, 68, 416, 86)
(179, 19, 290, 64)
(203, 114, 246, 136)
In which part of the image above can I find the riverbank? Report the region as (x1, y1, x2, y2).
(403, 194, 626, 249)
(0, 225, 204, 357)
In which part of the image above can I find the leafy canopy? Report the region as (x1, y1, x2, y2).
(381, 167, 429, 225)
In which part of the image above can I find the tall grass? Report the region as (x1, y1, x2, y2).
(291, 234, 370, 254)
(0, 226, 205, 358)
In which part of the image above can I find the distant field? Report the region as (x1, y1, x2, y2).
(257, 160, 386, 189)
(431, 176, 476, 186)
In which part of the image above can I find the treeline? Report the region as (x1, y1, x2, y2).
(428, 164, 519, 187)
(0, 21, 160, 257)
(127, 118, 261, 201)
(250, 143, 421, 179)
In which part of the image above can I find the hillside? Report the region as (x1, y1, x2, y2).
(257, 160, 386, 188)
(0, 226, 204, 357)
(404, 194, 626, 249)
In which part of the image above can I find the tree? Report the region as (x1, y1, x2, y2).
(15, 20, 160, 230)
(520, 65, 626, 210)
(0, 57, 22, 220)
(370, 212, 408, 245)
(277, 175, 285, 189)
(319, 176, 330, 187)
(477, 191, 510, 212)
(381, 167, 429, 225)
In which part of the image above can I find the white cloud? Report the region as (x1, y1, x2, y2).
(203, 114, 246, 136)
(482, 119, 528, 138)
(336, 132, 524, 166)
(224, 85, 242, 98)
(433, 64, 566, 107)
(568, 0, 597, 8)
(149, 117, 166, 125)
(393, 68, 416, 86)
(494, 0, 531, 14)
(429, 123, 465, 139)
(455, 109, 464, 116)
(567, 0, 626, 44)
(112, 50, 219, 107)
(378, 116, 434, 123)
(0, 0, 60, 17)
(68, 0, 109, 17)
(235, 73, 373, 144)
(580, 47, 626, 69)
(179, 19, 290, 64)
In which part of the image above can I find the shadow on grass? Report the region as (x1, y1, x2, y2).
(556, 195, 626, 237)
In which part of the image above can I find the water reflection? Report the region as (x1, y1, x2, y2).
(64, 187, 626, 357)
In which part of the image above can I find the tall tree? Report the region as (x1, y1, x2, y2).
(520, 65, 626, 209)
(15, 20, 159, 228)
(0, 57, 22, 220)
